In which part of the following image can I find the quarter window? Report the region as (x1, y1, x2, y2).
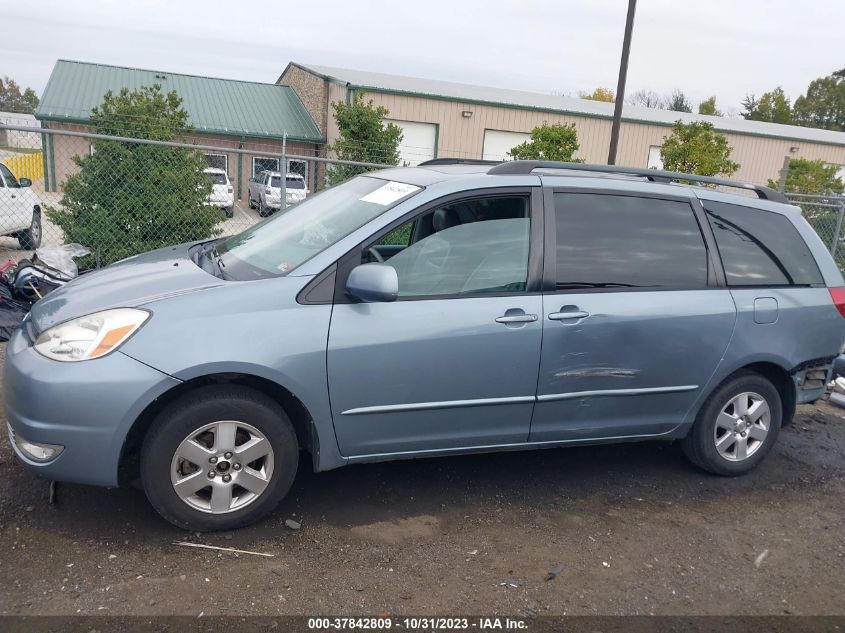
(368, 196, 531, 297)
(553, 193, 708, 289)
(703, 200, 823, 286)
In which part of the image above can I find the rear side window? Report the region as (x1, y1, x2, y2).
(703, 201, 823, 286)
(553, 193, 708, 289)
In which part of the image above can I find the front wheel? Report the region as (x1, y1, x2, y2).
(140, 386, 299, 531)
(682, 371, 781, 476)
(18, 210, 41, 250)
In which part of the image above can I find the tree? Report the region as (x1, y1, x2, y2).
(0, 76, 39, 114)
(579, 87, 615, 102)
(660, 121, 739, 177)
(665, 90, 692, 113)
(628, 89, 663, 109)
(47, 85, 221, 266)
(766, 158, 844, 195)
(698, 96, 722, 116)
(326, 94, 403, 186)
(793, 73, 845, 131)
(508, 123, 582, 162)
(742, 87, 792, 124)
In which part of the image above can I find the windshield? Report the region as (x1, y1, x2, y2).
(207, 173, 228, 185)
(215, 176, 421, 279)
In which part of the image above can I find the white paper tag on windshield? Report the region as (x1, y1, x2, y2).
(360, 181, 420, 205)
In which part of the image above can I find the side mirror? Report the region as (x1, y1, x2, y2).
(19, 177, 32, 187)
(346, 263, 398, 303)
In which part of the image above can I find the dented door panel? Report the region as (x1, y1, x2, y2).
(530, 289, 737, 441)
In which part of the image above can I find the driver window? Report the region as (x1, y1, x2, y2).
(365, 195, 530, 297)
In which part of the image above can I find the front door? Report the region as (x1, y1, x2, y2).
(328, 190, 544, 457)
(530, 190, 736, 442)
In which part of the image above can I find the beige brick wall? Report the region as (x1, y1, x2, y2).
(279, 65, 329, 135)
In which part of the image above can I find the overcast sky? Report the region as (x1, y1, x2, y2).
(3, 0, 842, 114)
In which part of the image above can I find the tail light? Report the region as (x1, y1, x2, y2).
(227, 185, 233, 193)
(265, 186, 272, 194)
(829, 287, 845, 318)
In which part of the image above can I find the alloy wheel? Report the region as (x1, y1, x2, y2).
(713, 391, 770, 461)
(170, 420, 274, 514)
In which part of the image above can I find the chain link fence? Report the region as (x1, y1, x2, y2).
(784, 192, 845, 273)
(3, 118, 845, 276)
(0, 120, 399, 269)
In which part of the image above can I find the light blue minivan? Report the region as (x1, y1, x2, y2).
(6, 160, 845, 531)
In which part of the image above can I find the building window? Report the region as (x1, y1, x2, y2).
(205, 153, 228, 172)
(252, 157, 279, 177)
(287, 159, 307, 183)
(647, 146, 663, 170)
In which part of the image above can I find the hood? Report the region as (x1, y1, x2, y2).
(30, 242, 225, 332)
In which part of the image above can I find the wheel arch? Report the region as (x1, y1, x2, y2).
(118, 372, 319, 486)
(693, 359, 796, 433)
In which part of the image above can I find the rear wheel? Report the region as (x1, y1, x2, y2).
(17, 210, 41, 250)
(682, 371, 781, 476)
(224, 206, 234, 218)
(258, 197, 269, 217)
(140, 386, 299, 531)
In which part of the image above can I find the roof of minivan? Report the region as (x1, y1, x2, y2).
(372, 162, 795, 212)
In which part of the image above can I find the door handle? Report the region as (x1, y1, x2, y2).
(548, 306, 590, 321)
(495, 314, 538, 324)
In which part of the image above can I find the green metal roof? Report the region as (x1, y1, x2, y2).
(35, 60, 324, 143)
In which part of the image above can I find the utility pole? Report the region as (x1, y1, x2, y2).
(607, 0, 637, 165)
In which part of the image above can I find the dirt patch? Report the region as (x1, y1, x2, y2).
(350, 515, 441, 544)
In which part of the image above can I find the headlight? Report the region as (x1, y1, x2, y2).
(34, 308, 150, 362)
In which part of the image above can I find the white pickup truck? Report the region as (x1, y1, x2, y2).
(247, 171, 308, 217)
(0, 162, 42, 250)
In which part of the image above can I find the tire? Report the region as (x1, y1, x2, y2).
(224, 206, 234, 219)
(258, 197, 269, 218)
(682, 371, 781, 476)
(140, 385, 299, 531)
(248, 193, 256, 209)
(18, 210, 41, 250)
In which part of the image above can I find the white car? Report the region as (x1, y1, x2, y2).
(0, 162, 42, 250)
(204, 168, 234, 218)
(247, 171, 308, 217)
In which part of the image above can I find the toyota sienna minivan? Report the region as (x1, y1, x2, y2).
(6, 160, 845, 531)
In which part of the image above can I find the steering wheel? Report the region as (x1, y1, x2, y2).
(367, 247, 385, 263)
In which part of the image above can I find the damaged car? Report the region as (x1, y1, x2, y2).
(6, 160, 845, 531)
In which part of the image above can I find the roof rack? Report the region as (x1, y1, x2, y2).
(418, 158, 502, 166)
(486, 161, 787, 203)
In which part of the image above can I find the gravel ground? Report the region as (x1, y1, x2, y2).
(0, 340, 844, 617)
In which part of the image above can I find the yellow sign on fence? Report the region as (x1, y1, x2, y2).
(2, 151, 44, 181)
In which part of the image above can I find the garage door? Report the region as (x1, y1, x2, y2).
(483, 130, 531, 162)
(386, 120, 437, 166)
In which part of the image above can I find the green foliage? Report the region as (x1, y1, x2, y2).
(742, 87, 792, 124)
(326, 94, 403, 186)
(508, 123, 583, 162)
(0, 76, 39, 114)
(766, 158, 845, 195)
(580, 87, 615, 102)
(793, 74, 845, 131)
(47, 85, 221, 266)
(697, 96, 722, 116)
(665, 90, 692, 113)
(660, 121, 739, 177)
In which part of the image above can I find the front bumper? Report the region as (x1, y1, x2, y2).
(4, 328, 181, 487)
